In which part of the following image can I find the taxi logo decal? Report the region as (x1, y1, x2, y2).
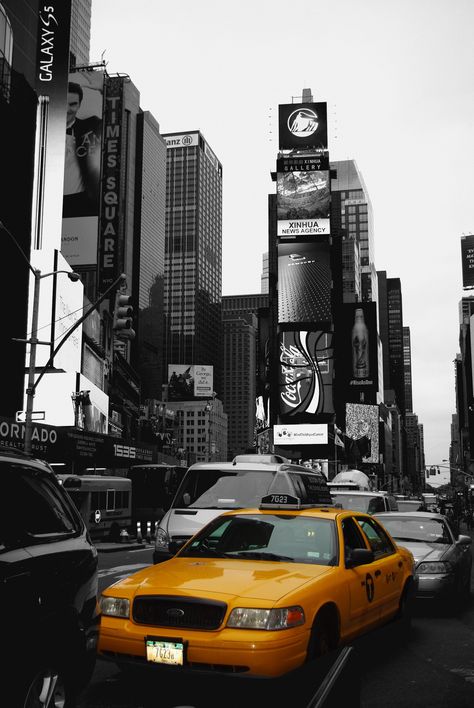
(365, 573, 375, 603)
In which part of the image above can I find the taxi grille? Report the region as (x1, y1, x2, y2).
(132, 595, 227, 630)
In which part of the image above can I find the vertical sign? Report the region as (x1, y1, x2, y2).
(98, 77, 123, 292)
(461, 234, 474, 288)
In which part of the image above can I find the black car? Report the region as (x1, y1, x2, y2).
(0, 448, 99, 707)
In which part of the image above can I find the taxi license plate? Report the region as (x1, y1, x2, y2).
(146, 637, 184, 666)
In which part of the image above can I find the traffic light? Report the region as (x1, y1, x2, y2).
(113, 290, 135, 340)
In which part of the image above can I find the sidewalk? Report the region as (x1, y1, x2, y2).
(94, 538, 153, 553)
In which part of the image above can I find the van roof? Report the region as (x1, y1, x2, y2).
(187, 461, 326, 474)
(330, 489, 390, 497)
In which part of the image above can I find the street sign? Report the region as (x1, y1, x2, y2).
(15, 411, 46, 423)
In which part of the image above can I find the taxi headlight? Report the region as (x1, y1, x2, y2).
(154, 527, 170, 550)
(417, 561, 453, 575)
(226, 606, 305, 630)
(100, 595, 130, 618)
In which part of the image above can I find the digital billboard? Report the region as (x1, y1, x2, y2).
(345, 403, 379, 464)
(338, 302, 379, 399)
(278, 102, 328, 151)
(278, 241, 332, 324)
(273, 424, 328, 445)
(61, 69, 105, 268)
(278, 331, 334, 417)
(461, 234, 474, 288)
(277, 155, 330, 238)
(167, 365, 214, 400)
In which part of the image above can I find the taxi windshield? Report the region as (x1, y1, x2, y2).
(374, 516, 453, 545)
(181, 513, 338, 566)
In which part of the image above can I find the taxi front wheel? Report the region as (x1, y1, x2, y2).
(306, 610, 339, 660)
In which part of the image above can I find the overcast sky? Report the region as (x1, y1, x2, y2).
(90, 0, 474, 469)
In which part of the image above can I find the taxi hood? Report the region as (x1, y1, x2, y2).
(396, 540, 450, 566)
(131, 557, 335, 604)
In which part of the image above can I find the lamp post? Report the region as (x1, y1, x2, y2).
(204, 392, 216, 462)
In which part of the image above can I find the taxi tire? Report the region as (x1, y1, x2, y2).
(306, 610, 339, 661)
(21, 663, 76, 708)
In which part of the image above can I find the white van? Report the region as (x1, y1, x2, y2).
(330, 489, 399, 514)
(152, 456, 333, 563)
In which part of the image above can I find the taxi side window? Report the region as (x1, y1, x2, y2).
(342, 517, 367, 563)
(356, 517, 395, 557)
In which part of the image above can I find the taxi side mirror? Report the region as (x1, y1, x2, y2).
(346, 548, 375, 568)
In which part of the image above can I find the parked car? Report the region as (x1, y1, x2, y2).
(153, 456, 333, 563)
(374, 511, 472, 605)
(100, 493, 415, 679)
(0, 447, 100, 707)
(330, 489, 399, 514)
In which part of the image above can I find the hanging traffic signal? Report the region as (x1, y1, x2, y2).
(113, 291, 135, 340)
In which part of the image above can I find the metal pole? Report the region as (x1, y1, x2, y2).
(24, 270, 41, 455)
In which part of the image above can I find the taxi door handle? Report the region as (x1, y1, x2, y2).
(374, 570, 381, 578)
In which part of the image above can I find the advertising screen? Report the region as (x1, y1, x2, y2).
(461, 234, 474, 288)
(278, 102, 328, 151)
(61, 69, 105, 267)
(278, 241, 332, 324)
(345, 403, 379, 464)
(338, 302, 379, 399)
(273, 424, 328, 445)
(277, 155, 330, 238)
(278, 331, 334, 417)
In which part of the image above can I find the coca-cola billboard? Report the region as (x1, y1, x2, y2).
(278, 331, 334, 418)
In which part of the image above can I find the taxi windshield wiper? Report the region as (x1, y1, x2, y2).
(394, 536, 425, 542)
(232, 551, 294, 562)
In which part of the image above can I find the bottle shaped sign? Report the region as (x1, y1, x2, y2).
(352, 308, 369, 379)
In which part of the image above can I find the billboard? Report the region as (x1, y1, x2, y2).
(61, 69, 105, 267)
(167, 365, 214, 400)
(278, 331, 334, 417)
(277, 156, 330, 238)
(461, 234, 474, 288)
(345, 403, 379, 464)
(278, 241, 332, 324)
(278, 102, 328, 151)
(338, 302, 379, 399)
(273, 424, 328, 445)
(165, 132, 199, 149)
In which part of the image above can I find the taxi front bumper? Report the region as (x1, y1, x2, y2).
(98, 617, 310, 678)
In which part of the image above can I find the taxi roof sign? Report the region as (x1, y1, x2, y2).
(260, 493, 301, 509)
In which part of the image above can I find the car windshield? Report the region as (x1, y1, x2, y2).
(331, 493, 386, 514)
(173, 469, 275, 509)
(180, 513, 338, 566)
(375, 516, 453, 544)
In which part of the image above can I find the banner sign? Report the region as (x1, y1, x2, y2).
(98, 76, 124, 292)
(273, 424, 328, 445)
(167, 365, 214, 400)
(278, 102, 328, 151)
(278, 331, 334, 417)
(461, 234, 474, 288)
(278, 241, 332, 325)
(0, 416, 156, 465)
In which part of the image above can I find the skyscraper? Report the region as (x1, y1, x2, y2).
(163, 131, 223, 397)
(403, 326, 413, 413)
(70, 0, 91, 67)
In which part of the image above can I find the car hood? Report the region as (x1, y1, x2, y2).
(396, 540, 449, 566)
(114, 557, 334, 604)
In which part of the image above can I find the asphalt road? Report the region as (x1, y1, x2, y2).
(77, 537, 474, 708)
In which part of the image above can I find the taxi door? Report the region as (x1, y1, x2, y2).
(355, 516, 405, 621)
(341, 516, 380, 633)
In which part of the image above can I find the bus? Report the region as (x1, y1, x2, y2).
(57, 474, 132, 542)
(127, 463, 188, 536)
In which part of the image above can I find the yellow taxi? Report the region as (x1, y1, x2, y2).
(98, 493, 415, 678)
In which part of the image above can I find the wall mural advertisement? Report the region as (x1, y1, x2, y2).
(345, 403, 379, 464)
(278, 102, 328, 151)
(278, 331, 334, 417)
(277, 155, 330, 238)
(167, 365, 214, 401)
(339, 302, 378, 400)
(61, 68, 105, 267)
(278, 241, 332, 325)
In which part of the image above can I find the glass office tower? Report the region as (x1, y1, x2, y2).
(163, 131, 223, 397)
